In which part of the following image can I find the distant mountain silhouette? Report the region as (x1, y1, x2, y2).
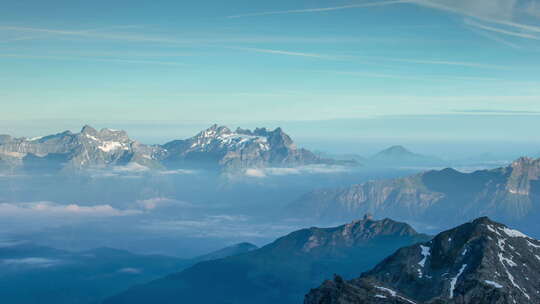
(0, 124, 350, 173)
(103, 216, 429, 304)
(369, 145, 446, 167)
(288, 157, 540, 235)
(0, 241, 255, 304)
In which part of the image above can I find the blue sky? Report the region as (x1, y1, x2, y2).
(1, 0, 540, 151)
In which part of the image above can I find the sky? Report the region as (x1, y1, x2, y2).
(1, 0, 540, 152)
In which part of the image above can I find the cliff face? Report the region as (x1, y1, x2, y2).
(289, 157, 540, 230)
(305, 217, 540, 304)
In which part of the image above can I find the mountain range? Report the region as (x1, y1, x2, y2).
(305, 217, 540, 304)
(103, 215, 429, 304)
(289, 157, 540, 234)
(0, 241, 257, 304)
(0, 124, 344, 173)
(0, 125, 165, 172)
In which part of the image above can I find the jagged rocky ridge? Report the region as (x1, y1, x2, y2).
(161, 124, 340, 170)
(0, 124, 341, 172)
(103, 216, 429, 304)
(305, 217, 540, 304)
(289, 157, 540, 232)
(0, 125, 165, 172)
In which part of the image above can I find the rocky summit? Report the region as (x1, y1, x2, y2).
(161, 124, 336, 170)
(0, 125, 164, 172)
(305, 217, 540, 304)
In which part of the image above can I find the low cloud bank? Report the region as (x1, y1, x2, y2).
(244, 165, 350, 178)
(0, 201, 141, 217)
(2, 257, 62, 268)
(140, 214, 300, 239)
(136, 197, 194, 210)
(117, 267, 142, 274)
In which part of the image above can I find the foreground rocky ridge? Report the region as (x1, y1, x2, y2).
(103, 216, 429, 304)
(305, 217, 540, 304)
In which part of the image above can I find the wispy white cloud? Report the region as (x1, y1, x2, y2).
(136, 197, 194, 210)
(2, 257, 62, 268)
(0, 25, 188, 44)
(225, 0, 540, 47)
(0, 25, 388, 45)
(0, 201, 141, 218)
(464, 18, 540, 40)
(0, 26, 350, 61)
(0, 201, 143, 233)
(158, 169, 198, 175)
(468, 27, 523, 49)
(225, 46, 339, 59)
(140, 215, 299, 238)
(0, 39, 383, 65)
(332, 70, 502, 82)
(227, 0, 410, 18)
(244, 168, 267, 178)
(361, 56, 514, 70)
(408, 0, 540, 45)
(453, 109, 540, 114)
(408, 0, 518, 21)
(0, 54, 187, 66)
(117, 267, 142, 274)
(244, 165, 350, 178)
(0, 240, 28, 248)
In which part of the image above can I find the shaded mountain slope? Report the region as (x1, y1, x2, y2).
(0, 242, 255, 304)
(104, 216, 429, 304)
(289, 157, 540, 233)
